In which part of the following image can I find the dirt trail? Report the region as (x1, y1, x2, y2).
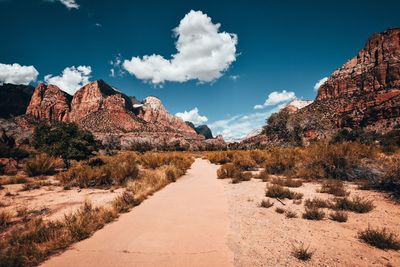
(41, 159, 233, 267)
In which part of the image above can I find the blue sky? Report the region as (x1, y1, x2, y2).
(1, 0, 400, 140)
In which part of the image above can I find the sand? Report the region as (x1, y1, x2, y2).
(41, 159, 234, 267)
(223, 176, 400, 266)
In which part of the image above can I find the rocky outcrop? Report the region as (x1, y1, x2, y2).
(185, 122, 214, 139)
(136, 96, 198, 136)
(282, 100, 313, 113)
(26, 83, 71, 122)
(0, 84, 34, 118)
(315, 28, 400, 130)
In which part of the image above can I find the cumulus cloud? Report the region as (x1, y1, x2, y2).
(209, 108, 280, 141)
(175, 107, 208, 125)
(0, 63, 39, 85)
(254, 90, 296, 109)
(123, 10, 238, 84)
(109, 55, 124, 77)
(314, 77, 328, 91)
(44, 65, 91, 95)
(46, 0, 79, 9)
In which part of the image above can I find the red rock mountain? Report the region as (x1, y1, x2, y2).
(243, 28, 400, 147)
(315, 28, 400, 130)
(26, 83, 71, 122)
(25, 80, 204, 147)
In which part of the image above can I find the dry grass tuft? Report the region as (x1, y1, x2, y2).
(359, 227, 400, 250)
(292, 243, 314, 261)
(265, 184, 303, 200)
(271, 177, 303, 188)
(260, 199, 274, 208)
(275, 207, 285, 214)
(24, 154, 60, 177)
(333, 196, 374, 213)
(302, 208, 325, 220)
(319, 180, 349, 196)
(285, 210, 298, 218)
(304, 197, 332, 209)
(329, 211, 348, 222)
(0, 210, 12, 230)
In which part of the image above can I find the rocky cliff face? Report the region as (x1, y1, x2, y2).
(315, 28, 400, 130)
(246, 28, 400, 147)
(26, 83, 71, 122)
(22, 80, 206, 148)
(136, 96, 198, 135)
(185, 122, 214, 139)
(0, 84, 34, 118)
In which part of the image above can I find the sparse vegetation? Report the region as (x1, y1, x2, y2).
(217, 163, 252, 183)
(285, 210, 298, 218)
(271, 177, 303, 188)
(359, 227, 400, 250)
(264, 147, 298, 175)
(24, 154, 59, 177)
(0, 210, 12, 230)
(275, 207, 285, 214)
(333, 196, 374, 213)
(304, 197, 332, 209)
(256, 170, 269, 181)
(265, 184, 303, 200)
(319, 180, 349, 196)
(292, 243, 314, 261)
(329, 211, 348, 222)
(302, 208, 325, 220)
(260, 199, 274, 208)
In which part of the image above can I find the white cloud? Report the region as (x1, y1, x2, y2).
(44, 65, 91, 95)
(314, 77, 328, 91)
(59, 0, 79, 9)
(123, 10, 238, 84)
(175, 107, 208, 125)
(209, 107, 280, 141)
(0, 63, 39, 85)
(95, 23, 102, 27)
(254, 90, 296, 109)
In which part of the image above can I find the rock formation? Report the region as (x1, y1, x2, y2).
(26, 83, 71, 122)
(0, 84, 34, 118)
(315, 27, 400, 130)
(186, 122, 214, 139)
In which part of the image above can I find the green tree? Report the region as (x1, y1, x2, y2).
(33, 123, 99, 161)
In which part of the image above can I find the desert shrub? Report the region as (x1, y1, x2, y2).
(292, 243, 313, 261)
(24, 154, 59, 177)
(0, 130, 29, 160)
(217, 163, 240, 179)
(302, 208, 325, 220)
(319, 180, 349, 196)
(231, 172, 252, 184)
(33, 122, 99, 161)
(0, 176, 28, 185)
(380, 129, 400, 154)
(265, 184, 303, 200)
(271, 177, 303, 188)
(112, 192, 138, 213)
(205, 152, 231, 164)
(293, 199, 302, 205)
(297, 142, 376, 180)
(264, 148, 298, 175)
(304, 198, 332, 209)
(232, 153, 257, 171)
(256, 170, 269, 181)
(88, 157, 104, 167)
(329, 211, 348, 222)
(359, 227, 400, 250)
(371, 159, 400, 200)
(275, 207, 285, 214)
(249, 150, 269, 165)
(59, 154, 139, 187)
(333, 196, 374, 213)
(0, 210, 12, 230)
(285, 210, 298, 218)
(260, 199, 274, 208)
(164, 165, 179, 182)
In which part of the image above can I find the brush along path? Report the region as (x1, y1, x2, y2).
(42, 159, 234, 267)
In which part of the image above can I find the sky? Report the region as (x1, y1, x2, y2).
(1, 0, 400, 140)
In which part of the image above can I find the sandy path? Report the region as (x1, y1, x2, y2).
(41, 159, 233, 267)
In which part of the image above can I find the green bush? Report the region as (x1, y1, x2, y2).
(33, 122, 99, 161)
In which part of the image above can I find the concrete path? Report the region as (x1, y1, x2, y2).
(42, 159, 234, 267)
